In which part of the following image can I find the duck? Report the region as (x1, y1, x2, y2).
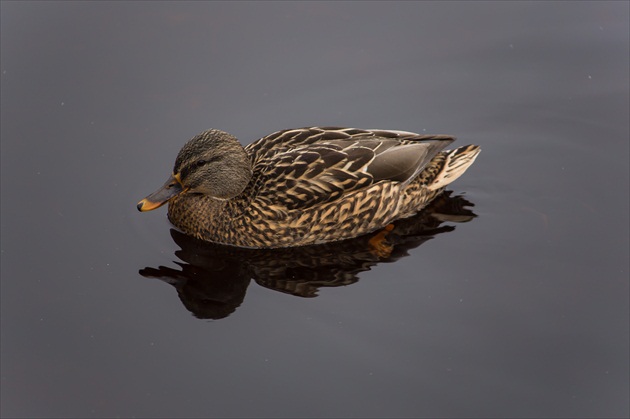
(137, 126, 480, 249)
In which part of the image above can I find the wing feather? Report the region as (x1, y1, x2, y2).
(245, 127, 455, 212)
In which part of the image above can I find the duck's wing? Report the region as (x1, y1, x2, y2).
(248, 128, 454, 211)
(245, 127, 453, 164)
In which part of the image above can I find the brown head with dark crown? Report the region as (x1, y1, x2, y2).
(137, 129, 252, 212)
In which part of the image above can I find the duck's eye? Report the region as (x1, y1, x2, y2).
(195, 160, 206, 167)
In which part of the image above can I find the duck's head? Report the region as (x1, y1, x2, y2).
(137, 129, 252, 212)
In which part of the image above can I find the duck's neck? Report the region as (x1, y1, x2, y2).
(167, 194, 229, 240)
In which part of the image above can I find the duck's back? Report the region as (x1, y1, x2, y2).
(245, 126, 452, 164)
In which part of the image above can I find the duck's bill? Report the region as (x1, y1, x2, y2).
(137, 174, 184, 212)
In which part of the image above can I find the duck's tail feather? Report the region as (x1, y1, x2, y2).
(427, 145, 481, 191)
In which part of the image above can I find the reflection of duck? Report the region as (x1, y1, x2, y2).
(138, 127, 480, 248)
(139, 191, 477, 320)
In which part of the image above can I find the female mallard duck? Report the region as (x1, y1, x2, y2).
(137, 127, 480, 248)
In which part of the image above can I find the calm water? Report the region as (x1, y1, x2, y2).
(1, 2, 628, 418)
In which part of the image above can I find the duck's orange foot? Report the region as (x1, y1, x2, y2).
(368, 224, 395, 258)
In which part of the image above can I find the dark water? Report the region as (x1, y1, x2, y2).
(1, 2, 628, 418)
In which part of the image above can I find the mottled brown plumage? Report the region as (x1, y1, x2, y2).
(137, 127, 480, 248)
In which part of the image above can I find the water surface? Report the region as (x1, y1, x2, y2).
(1, 2, 628, 418)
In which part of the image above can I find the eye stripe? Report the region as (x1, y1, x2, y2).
(179, 155, 223, 180)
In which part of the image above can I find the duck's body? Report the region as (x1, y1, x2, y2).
(138, 127, 480, 248)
